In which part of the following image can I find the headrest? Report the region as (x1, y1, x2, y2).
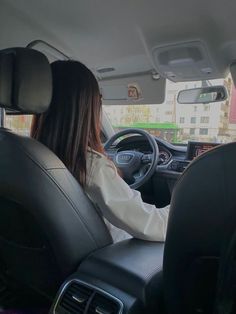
(0, 47, 52, 114)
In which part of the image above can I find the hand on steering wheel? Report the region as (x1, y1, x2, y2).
(104, 129, 159, 189)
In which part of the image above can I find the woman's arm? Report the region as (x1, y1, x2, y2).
(85, 154, 169, 242)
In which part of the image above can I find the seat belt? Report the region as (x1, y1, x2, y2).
(214, 230, 236, 314)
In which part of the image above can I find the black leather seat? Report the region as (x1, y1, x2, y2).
(164, 143, 236, 314)
(0, 48, 112, 298)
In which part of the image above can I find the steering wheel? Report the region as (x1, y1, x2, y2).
(104, 129, 159, 189)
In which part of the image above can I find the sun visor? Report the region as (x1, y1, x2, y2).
(100, 73, 166, 105)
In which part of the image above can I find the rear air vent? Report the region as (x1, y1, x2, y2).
(53, 280, 123, 314)
(88, 293, 121, 314)
(55, 282, 93, 314)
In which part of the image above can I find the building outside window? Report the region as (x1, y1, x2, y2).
(199, 128, 208, 135)
(191, 117, 196, 124)
(179, 117, 185, 123)
(189, 128, 195, 135)
(200, 116, 210, 123)
(5, 115, 33, 136)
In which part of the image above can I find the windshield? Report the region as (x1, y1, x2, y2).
(103, 76, 235, 144)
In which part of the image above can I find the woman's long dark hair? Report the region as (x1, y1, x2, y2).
(31, 60, 104, 187)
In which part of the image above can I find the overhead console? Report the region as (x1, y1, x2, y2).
(50, 239, 165, 314)
(152, 41, 221, 82)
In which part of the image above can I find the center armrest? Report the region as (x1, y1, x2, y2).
(77, 239, 164, 311)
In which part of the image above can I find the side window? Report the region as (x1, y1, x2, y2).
(5, 115, 33, 136)
(5, 115, 108, 143)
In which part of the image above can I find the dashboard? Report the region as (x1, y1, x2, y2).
(112, 135, 187, 170)
(107, 135, 221, 178)
(123, 147, 171, 165)
(106, 135, 221, 208)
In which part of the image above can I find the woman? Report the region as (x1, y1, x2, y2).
(31, 60, 169, 243)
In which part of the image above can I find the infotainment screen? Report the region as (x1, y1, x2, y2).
(187, 141, 220, 161)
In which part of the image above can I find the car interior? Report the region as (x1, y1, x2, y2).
(0, 1, 236, 314)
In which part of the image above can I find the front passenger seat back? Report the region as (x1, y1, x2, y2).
(164, 143, 236, 313)
(0, 48, 112, 298)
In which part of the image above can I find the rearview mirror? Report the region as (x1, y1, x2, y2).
(177, 86, 227, 104)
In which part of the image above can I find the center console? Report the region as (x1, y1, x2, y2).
(169, 141, 221, 173)
(186, 141, 220, 161)
(50, 142, 222, 314)
(50, 239, 165, 314)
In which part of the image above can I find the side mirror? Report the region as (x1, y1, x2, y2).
(177, 86, 227, 104)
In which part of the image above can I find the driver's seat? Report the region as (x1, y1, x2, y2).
(0, 48, 111, 299)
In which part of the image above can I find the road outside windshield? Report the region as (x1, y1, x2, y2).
(103, 76, 236, 144)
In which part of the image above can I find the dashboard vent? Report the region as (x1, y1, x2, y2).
(56, 282, 93, 314)
(88, 292, 121, 314)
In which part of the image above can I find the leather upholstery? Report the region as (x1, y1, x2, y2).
(164, 143, 236, 313)
(0, 129, 112, 297)
(0, 48, 112, 298)
(0, 47, 52, 113)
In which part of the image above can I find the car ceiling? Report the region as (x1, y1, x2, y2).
(0, 0, 236, 81)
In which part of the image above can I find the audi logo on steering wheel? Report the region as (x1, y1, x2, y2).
(116, 153, 134, 164)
